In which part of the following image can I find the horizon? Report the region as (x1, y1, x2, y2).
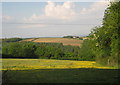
(0, 35, 88, 39)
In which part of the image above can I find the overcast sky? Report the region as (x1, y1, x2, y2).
(2, 0, 110, 38)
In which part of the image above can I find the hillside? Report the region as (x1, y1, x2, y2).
(21, 38, 83, 46)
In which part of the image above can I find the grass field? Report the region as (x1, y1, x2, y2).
(21, 38, 83, 46)
(1, 59, 116, 70)
(1, 59, 119, 83)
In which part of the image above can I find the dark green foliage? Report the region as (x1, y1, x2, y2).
(79, 40, 95, 61)
(63, 36, 74, 38)
(2, 38, 23, 43)
(2, 41, 95, 60)
(2, 69, 119, 83)
(2, 42, 38, 58)
(87, 2, 120, 66)
(0, 38, 23, 55)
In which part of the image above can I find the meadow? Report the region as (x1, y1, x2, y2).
(22, 38, 83, 46)
(2, 59, 116, 70)
(2, 59, 119, 83)
(2, 1, 120, 84)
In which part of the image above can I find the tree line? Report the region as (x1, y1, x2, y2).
(2, 41, 95, 61)
(2, 38, 23, 43)
(1, 1, 119, 66)
(81, 1, 120, 66)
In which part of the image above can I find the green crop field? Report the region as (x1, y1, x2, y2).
(1, 59, 119, 84)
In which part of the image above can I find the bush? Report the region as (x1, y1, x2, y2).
(2, 38, 23, 43)
(79, 40, 95, 61)
(2, 42, 95, 61)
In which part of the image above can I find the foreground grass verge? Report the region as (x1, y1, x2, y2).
(1, 59, 119, 83)
(2, 68, 119, 83)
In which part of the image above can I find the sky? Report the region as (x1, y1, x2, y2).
(1, 0, 110, 38)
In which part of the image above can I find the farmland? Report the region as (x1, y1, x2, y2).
(2, 59, 116, 70)
(1, 1, 120, 84)
(2, 59, 119, 83)
(21, 38, 83, 46)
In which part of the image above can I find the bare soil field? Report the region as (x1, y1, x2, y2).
(22, 38, 83, 46)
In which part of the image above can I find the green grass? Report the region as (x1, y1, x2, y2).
(1, 59, 119, 84)
(2, 59, 116, 70)
(2, 68, 119, 83)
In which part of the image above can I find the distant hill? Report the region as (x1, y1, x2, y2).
(21, 38, 83, 46)
(63, 36, 89, 40)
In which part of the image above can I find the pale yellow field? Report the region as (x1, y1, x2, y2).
(1, 59, 115, 70)
(22, 38, 83, 46)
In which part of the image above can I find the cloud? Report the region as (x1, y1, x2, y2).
(19, 24, 45, 29)
(24, 1, 76, 23)
(23, 14, 42, 23)
(44, 1, 76, 20)
(24, 1, 109, 23)
(73, 0, 110, 25)
(2, 15, 13, 22)
(3, 15, 12, 20)
(5, 1, 109, 29)
(80, 0, 109, 15)
(2, 1, 111, 38)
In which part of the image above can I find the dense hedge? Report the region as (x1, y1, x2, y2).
(2, 42, 94, 60)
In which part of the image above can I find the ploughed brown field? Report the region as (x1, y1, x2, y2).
(21, 38, 83, 46)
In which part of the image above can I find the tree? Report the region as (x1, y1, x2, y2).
(89, 1, 120, 66)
